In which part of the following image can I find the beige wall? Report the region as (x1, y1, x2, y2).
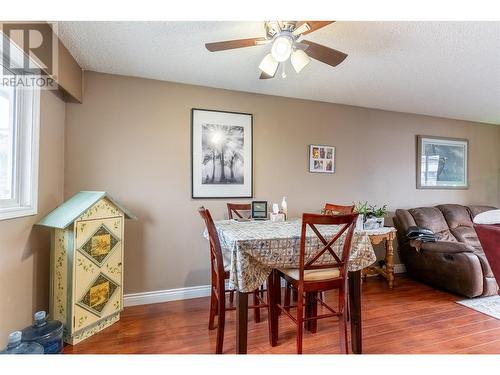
(64, 71, 500, 296)
(0, 90, 65, 346)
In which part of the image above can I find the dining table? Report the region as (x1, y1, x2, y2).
(204, 218, 377, 354)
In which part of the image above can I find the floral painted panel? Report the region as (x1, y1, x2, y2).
(80, 224, 120, 265)
(73, 217, 122, 335)
(52, 228, 67, 326)
(78, 198, 123, 222)
(65, 312, 120, 345)
(78, 273, 119, 316)
(203, 219, 377, 292)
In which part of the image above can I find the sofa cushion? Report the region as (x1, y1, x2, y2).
(450, 226, 482, 249)
(408, 207, 457, 242)
(437, 204, 473, 228)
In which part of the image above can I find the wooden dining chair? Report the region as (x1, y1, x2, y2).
(323, 203, 355, 215)
(227, 203, 252, 220)
(283, 203, 355, 310)
(269, 212, 358, 354)
(198, 207, 270, 353)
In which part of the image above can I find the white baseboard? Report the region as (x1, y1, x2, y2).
(124, 264, 407, 307)
(394, 263, 407, 274)
(124, 284, 211, 307)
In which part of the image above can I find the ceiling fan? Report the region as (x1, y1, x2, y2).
(205, 21, 347, 79)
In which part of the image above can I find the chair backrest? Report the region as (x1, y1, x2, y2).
(323, 203, 355, 215)
(299, 213, 358, 282)
(227, 203, 252, 219)
(198, 207, 225, 283)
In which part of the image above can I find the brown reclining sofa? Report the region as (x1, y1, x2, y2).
(394, 204, 498, 298)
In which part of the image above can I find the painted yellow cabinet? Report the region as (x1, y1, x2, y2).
(37, 191, 135, 345)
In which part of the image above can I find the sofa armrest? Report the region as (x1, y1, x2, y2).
(409, 240, 475, 254)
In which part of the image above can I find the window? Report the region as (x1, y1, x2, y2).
(0, 41, 40, 220)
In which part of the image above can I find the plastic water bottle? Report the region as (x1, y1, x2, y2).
(0, 331, 44, 354)
(21, 311, 64, 354)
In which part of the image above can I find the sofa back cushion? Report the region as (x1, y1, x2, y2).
(408, 207, 457, 242)
(437, 204, 482, 248)
(438, 204, 473, 228)
(468, 205, 497, 219)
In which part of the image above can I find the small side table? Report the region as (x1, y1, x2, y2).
(361, 227, 397, 288)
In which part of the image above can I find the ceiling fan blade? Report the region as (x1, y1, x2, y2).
(302, 40, 347, 67)
(295, 21, 335, 36)
(205, 37, 267, 52)
(259, 71, 275, 79)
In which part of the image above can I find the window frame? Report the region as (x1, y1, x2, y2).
(0, 36, 40, 220)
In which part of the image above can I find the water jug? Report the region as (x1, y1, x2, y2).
(0, 331, 44, 354)
(21, 311, 64, 354)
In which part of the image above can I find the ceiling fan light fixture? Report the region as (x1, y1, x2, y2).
(259, 53, 279, 77)
(292, 22, 311, 36)
(291, 49, 311, 73)
(271, 36, 293, 62)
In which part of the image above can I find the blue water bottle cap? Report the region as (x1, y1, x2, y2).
(34, 311, 46, 324)
(8, 331, 22, 346)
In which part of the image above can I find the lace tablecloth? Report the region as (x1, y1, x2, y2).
(203, 219, 377, 292)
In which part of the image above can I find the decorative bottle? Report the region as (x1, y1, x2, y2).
(281, 196, 288, 220)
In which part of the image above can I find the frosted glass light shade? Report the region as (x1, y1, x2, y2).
(291, 49, 311, 73)
(271, 36, 293, 62)
(259, 53, 279, 76)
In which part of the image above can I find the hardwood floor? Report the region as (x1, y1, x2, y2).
(64, 275, 500, 354)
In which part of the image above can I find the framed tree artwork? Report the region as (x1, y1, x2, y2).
(417, 135, 469, 189)
(191, 108, 253, 198)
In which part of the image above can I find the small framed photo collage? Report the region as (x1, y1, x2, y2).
(309, 144, 335, 174)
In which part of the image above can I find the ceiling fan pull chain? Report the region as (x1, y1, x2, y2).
(281, 63, 287, 79)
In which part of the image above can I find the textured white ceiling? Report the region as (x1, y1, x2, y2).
(57, 21, 500, 124)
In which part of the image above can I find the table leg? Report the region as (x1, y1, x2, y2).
(386, 234, 395, 289)
(236, 291, 248, 354)
(348, 270, 362, 354)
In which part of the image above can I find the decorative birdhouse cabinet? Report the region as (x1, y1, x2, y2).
(37, 191, 136, 345)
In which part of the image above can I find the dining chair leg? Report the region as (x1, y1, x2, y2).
(266, 272, 276, 347)
(208, 287, 217, 330)
(310, 291, 318, 334)
(338, 285, 348, 354)
(296, 288, 304, 354)
(253, 290, 261, 323)
(345, 288, 350, 322)
(229, 290, 234, 305)
(284, 283, 291, 311)
(271, 270, 280, 346)
(305, 292, 311, 331)
(215, 291, 226, 354)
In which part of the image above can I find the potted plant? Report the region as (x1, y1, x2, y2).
(354, 201, 369, 230)
(372, 204, 387, 228)
(354, 202, 387, 230)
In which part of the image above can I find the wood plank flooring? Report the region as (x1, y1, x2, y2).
(64, 275, 500, 354)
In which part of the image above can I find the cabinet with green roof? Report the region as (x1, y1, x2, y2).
(37, 191, 136, 345)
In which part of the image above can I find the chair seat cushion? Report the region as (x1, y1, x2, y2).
(280, 267, 340, 281)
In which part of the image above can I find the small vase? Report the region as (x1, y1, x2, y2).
(375, 217, 385, 228)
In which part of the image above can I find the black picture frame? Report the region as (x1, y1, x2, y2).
(251, 201, 268, 220)
(191, 108, 253, 199)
